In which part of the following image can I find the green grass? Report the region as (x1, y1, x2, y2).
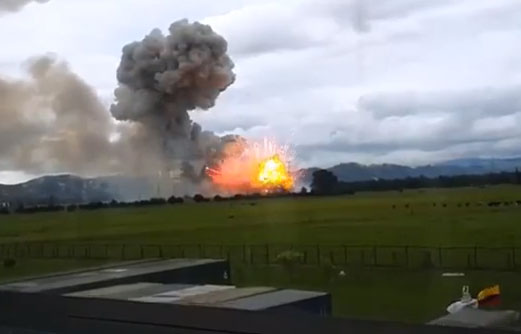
(1, 185, 521, 246)
(1, 185, 521, 324)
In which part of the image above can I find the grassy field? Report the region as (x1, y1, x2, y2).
(1, 185, 521, 323)
(1, 185, 521, 246)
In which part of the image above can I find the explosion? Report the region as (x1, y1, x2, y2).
(254, 155, 293, 190)
(207, 138, 295, 193)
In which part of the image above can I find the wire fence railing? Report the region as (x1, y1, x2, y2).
(1, 242, 520, 271)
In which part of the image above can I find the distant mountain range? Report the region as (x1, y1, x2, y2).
(0, 175, 154, 207)
(1, 157, 520, 206)
(300, 157, 521, 183)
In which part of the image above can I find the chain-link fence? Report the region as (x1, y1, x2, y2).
(1, 242, 519, 271)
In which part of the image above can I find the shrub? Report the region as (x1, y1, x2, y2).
(3, 258, 16, 268)
(193, 194, 209, 203)
(276, 250, 304, 267)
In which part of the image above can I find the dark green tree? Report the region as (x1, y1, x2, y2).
(311, 169, 339, 194)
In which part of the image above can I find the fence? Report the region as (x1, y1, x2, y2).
(1, 242, 519, 271)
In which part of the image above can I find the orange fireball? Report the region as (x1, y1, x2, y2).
(253, 155, 293, 191)
(207, 138, 295, 193)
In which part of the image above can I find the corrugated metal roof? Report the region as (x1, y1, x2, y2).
(66, 283, 195, 300)
(112, 284, 195, 300)
(0, 259, 223, 293)
(217, 289, 328, 311)
(66, 282, 161, 298)
(177, 287, 276, 305)
(133, 285, 234, 304)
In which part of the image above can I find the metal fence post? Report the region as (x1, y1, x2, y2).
(474, 246, 478, 269)
(438, 246, 443, 268)
(513, 247, 517, 269)
(10, 241, 521, 272)
(404, 246, 409, 268)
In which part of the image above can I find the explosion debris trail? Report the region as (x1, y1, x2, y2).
(111, 19, 236, 170)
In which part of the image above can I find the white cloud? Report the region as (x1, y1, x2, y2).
(1, 0, 521, 183)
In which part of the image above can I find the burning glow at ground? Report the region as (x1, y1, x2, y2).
(207, 138, 295, 193)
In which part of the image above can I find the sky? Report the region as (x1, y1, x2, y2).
(1, 0, 521, 183)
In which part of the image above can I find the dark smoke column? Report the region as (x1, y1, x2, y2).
(111, 19, 235, 169)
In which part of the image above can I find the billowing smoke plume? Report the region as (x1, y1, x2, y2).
(111, 19, 236, 173)
(0, 19, 242, 196)
(0, 0, 49, 13)
(0, 55, 122, 175)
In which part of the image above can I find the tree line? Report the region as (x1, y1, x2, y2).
(0, 192, 303, 215)
(2, 168, 520, 215)
(310, 168, 521, 194)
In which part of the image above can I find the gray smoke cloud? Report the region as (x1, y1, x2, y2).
(0, 55, 121, 175)
(0, 0, 49, 12)
(0, 19, 241, 196)
(111, 19, 237, 172)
